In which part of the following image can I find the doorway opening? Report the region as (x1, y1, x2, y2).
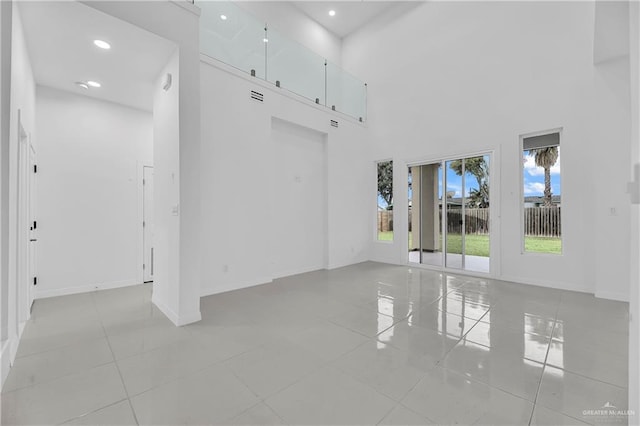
(143, 166, 154, 283)
(408, 154, 491, 273)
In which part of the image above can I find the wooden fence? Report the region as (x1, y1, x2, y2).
(523, 206, 561, 237)
(403, 206, 561, 237)
(378, 210, 393, 232)
(446, 208, 490, 235)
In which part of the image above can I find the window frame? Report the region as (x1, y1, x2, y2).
(519, 128, 564, 256)
(375, 158, 394, 243)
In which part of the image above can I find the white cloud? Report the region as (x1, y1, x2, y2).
(524, 182, 545, 195)
(446, 183, 461, 198)
(523, 152, 561, 177)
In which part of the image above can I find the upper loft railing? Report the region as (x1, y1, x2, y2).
(197, 0, 367, 122)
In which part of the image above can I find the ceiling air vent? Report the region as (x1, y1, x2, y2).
(330, 120, 338, 128)
(250, 90, 264, 102)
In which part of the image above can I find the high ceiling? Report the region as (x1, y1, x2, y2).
(291, 1, 400, 38)
(18, 2, 176, 112)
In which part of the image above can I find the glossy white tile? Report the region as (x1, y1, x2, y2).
(4, 337, 114, 392)
(529, 405, 590, 425)
(537, 365, 628, 423)
(223, 339, 324, 398)
(64, 399, 137, 425)
(378, 404, 436, 425)
(1, 363, 126, 425)
(116, 337, 219, 397)
(441, 340, 545, 401)
(107, 319, 192, 360)
(331, 340, 434, 401)
(401, 366, 533, 425)
(284, 320, 369, 363)
(130, 364, 259, 425)
(377, 318, 461, 364)
(265, 366, 396, 425)
(1, 263, 630, 426)
(228, 402, 286, 425)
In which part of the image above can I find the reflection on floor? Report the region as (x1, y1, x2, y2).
(408, 250, 490, 273)
(1, 262, 629, 425)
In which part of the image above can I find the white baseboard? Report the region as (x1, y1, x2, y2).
(491, 274, 593, 295)
(272, 265, 325, 280)
(1, 339, 11, 390)
(12, 322, 26, 361)
(34, 279, 140, 299)
(200, 276, 273, 298)
(369, 255, 405, 267)
(367, 260, 601, 298)
(327, 257, 369, 271)
(595, 291, 630, 302)
(152, 296, 201, 326)
(174, 310, 202, 326)
(1, 320, 29, 390)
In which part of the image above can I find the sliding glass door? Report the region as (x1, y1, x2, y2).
(408, 154, 490, 273)
(408, 163, 443, 266)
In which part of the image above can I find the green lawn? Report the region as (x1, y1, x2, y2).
(444, 234, 489, 257)
(524, 236, 562, 254)
(379, 232, 561, 255)
(378, 231, 394, 241)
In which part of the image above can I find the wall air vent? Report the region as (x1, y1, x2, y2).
(330, 120, 338, 128)
(250, 90, 264, 102)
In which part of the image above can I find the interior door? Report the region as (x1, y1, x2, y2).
(17, 113, 35, 321)
(28, 143, 36, 310)
(143, 166, 154, 282)
(17, 121, 29, 323)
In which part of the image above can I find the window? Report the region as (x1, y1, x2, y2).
(377, 160, 393, 241)
(522, 131, 562, 254)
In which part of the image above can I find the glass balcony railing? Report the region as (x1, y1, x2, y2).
(197, 0, 367, 122)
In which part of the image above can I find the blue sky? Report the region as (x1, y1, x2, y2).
(378, 152, 561, 208)
(522, 151, 562, 197)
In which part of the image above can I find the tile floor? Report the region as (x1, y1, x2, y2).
(0, 262, 630, 425)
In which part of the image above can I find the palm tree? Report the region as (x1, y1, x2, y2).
(528, 147, 559, 207)
(449, 157, 489, 207)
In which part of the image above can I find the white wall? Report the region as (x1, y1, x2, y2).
(0, 0, 12, 389)
(628, 0, 640, 417)
(342, 1, 632, 299)
(35, 86, 152, 298)
(1, 1, 36, 388)
(151, 49, 181, 323)
(592, 1, 632, 302)
(199, 58, 369, 296)
(271, 118, 327, 278)
(236, 1, 342, 66)
(592, 55, 631, 301)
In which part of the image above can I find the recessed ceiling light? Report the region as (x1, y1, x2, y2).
(93, 39, 111, 50)
(329, 10, 336, 16)
(87, 81, 101, 88)
(75, 82, 89, 89)
(220, 14, 227, 20)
